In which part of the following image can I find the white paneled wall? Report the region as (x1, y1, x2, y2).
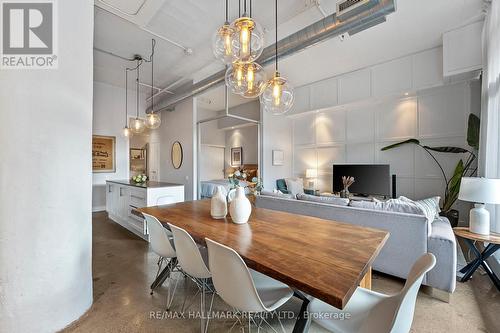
(292, 81, 476, 200)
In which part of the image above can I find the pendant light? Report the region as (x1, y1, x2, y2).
(260, 0, 294, 115)
(123, 69, 133, 138)
(130, 59, 146, 134)
(145, 39, 161, 129)
(212, 0, 235, 64)
(230, 0, 264, 63)
(226, 61, 266, 98)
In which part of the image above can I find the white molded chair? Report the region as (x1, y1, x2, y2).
(143, 213, 180, 310)
(168, 223, 213, 333)
(206, 238, 294, 332)
(308, 253, 437, 333)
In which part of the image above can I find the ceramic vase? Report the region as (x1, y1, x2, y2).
(229, 186, 251, 224)
(211, 186, 227, 219)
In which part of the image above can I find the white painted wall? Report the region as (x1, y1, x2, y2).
(0, 1, 94, 332)
(92, 81, 149, 211)
(157, 98, 196, 200)
(225, 125, 259, 169)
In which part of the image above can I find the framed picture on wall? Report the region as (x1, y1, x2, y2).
(92, 135, 116, 173)
(272, 150, 284, 166)
(231, 147, 243, 167)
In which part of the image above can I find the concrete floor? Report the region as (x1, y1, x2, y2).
(63, 212, 500, 333)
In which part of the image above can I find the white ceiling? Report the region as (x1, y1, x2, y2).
(93, 0, 485, 106)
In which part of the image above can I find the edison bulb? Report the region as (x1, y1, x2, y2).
(130, 117, 146, 134)
(123, 126, 133, 138)
(225, 62, 266, 97)
(260, 72, 294, 115)
(145, 112, 161, 129)
(212, 23, 234, 64)
(231, 17, 264, 62)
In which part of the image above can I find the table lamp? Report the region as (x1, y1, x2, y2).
(458, 177, 500, 235)
(305, 168, 318, 190)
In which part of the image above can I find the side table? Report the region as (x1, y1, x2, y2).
(453, 227, 500, 291)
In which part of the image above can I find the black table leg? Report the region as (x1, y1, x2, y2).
(292, 290, 311, 333)
(460, 239, 500, 290)
(150, 258, 177, 291)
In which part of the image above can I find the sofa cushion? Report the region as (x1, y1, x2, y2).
(260, 189, 295, 200)
(285, 178, 304, 196)
(276, 179, 289, 194)
(297, 193, 350, 206)
(427, 217, 457, 292)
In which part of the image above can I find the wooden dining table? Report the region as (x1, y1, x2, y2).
(139, 200, 389, 333)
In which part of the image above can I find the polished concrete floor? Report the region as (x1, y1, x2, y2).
(63, 212, 500, 333)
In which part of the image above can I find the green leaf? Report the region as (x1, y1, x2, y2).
(423, 146, 469, 154)
(467, 114, 480, 150)
(442, 160, 464, 212)
(381, 139, 420, 151)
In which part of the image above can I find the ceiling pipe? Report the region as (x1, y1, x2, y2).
(148, 0, 396, 113)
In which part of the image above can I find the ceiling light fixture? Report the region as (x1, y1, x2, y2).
(260, 0, 294, 115)
(213, 0, 235, 64)
(130, 59, 146, 134)
(145, 39, 161, 129)
(231, 0, 264, 63)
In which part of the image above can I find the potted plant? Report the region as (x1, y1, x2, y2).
(380, 114, 480, 227)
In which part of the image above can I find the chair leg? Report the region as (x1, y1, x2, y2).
(150, 256, 164, 295)
(166, 271, 181, 311)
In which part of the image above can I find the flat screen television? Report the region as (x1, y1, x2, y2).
(332, 164, 390, 197)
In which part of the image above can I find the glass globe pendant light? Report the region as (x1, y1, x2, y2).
(230, 0, 264, 63)
(260, 0, 294, 115)
(212, 0, 235, 64)
(130, 60, 146, 134)
(123, 69, 133, 138)
(237, 61, 267, 98)
(145, 39, 161, 129)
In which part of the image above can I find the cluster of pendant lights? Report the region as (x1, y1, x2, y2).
(213, 0, 294, 114)
(123, 39, 161, 138)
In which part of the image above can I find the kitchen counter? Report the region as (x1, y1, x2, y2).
(106, 180, 183, 189)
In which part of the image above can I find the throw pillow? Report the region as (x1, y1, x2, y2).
(284, 178, 304, 196)
(296, 194, 350, 206)
(260, 189, 295, 200)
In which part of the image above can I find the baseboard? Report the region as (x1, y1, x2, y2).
(92, 206, 106, 212)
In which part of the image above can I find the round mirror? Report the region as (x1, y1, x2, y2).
(171, 141, 183, 169)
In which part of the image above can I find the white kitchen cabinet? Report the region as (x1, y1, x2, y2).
(105, 180, 184, 240)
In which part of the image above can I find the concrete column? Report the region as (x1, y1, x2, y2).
(0, 1, 94, 332)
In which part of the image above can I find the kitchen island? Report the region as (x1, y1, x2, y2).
(105, 180, 184, 240)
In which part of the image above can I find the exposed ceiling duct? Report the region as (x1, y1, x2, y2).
(148, 0, 396, 113)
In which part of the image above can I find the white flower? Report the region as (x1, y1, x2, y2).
(234, 170, 241, 177)
(242, 173, 247, 179)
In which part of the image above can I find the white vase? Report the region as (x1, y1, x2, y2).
(229, 187, 251, 224)
(211, 186, 227, 219)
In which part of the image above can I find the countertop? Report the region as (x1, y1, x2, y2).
(106, 180, 184, 189)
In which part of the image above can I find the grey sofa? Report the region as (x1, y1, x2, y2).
(255, 195, 457, 295)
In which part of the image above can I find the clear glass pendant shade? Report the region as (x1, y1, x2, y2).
(212, 23, 235, 64)
(260, 72, 294, 115)
(225, 62, 267, 97)
(145, 113, 161, 129)
(123, 126, 133, 138)
(230, 17, 264, 63)
(130, 117, 146, 134)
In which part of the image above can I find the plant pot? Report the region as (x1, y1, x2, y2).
(440, 209, 459, 228)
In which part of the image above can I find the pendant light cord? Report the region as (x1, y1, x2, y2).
(225, 0, 228, 22)
(125, 69, 128, 127)
(150, 39, 155, 113)
(250, 0, 252, 18)
(244, 0, 247, 15)
(275, 0, 278, 72)
(136, 60, 140, 119)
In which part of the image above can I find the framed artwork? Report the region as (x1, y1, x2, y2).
(130, 148, 145, 160)
(272, 150, 284, 166)
(231, 147, 243, 167)
(171, 141, 183, 169)
(92, 135, 116, 173)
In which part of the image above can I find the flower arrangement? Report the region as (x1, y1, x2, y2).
(132, 174, 148, 184)
(340, 176, 355, 198)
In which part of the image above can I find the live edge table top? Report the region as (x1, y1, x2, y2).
(139, 200, 389, 309)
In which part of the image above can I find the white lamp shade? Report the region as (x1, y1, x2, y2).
(458, 177, 500, 204)
(306, 169, 318, 178)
